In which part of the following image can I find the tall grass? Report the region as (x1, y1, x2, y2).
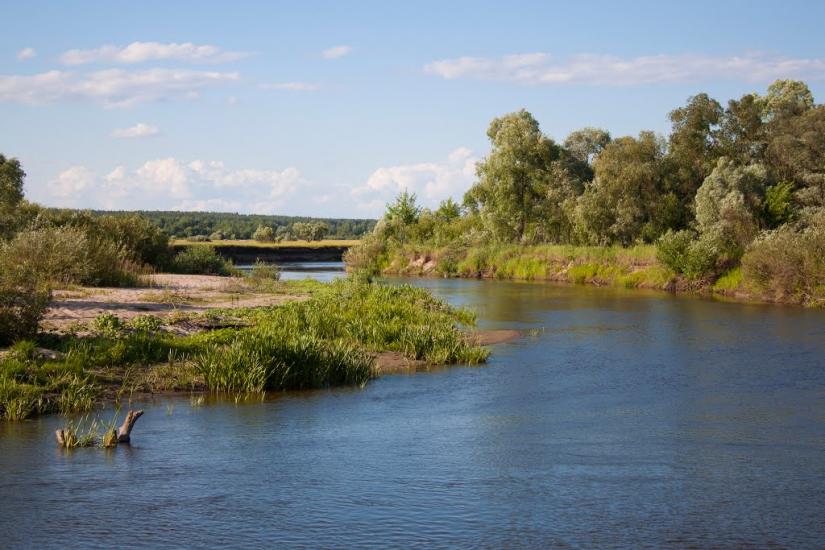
(194, 279, 488, 393)
(2, 278, 490, 419)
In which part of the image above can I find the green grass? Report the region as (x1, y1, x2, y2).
(1, 278, 489, 420)
(713, 267, 744, 293)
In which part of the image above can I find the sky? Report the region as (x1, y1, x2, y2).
(2, 0, 825, 218)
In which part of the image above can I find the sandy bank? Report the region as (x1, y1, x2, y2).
(44, 273, 305, 330)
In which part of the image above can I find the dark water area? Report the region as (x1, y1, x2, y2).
(2, 276, 825, 547)
(236, 260, 345, 282)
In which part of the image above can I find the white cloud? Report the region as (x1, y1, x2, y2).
(48, 165, 98, 199)
(259, 82, 320, 91)
(17, 47, 36, 61)
(321, 45, 352, 60)
(44, 158, 306, 213)
(0, 68, 239, 107)
(112, 122, 160, 139)
(424, 52, 825, 85)
(60, 41, 248, 66)
(352, 147, 477, 216)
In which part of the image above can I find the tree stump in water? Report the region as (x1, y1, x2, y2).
(54, 409, 144, 447)
(117, 410, 144, 443)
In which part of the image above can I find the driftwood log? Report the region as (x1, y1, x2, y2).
(55, 409, 144, 447)
(116, 410, 144, 443)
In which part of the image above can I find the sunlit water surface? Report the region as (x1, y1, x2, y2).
(2, 270, 825, 547)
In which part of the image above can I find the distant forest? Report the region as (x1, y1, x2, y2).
(58, 210, 377, 240)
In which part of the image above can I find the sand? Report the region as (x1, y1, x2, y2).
(44, 274, 305, 330)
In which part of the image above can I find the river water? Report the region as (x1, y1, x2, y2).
(2, 268, 825, 547)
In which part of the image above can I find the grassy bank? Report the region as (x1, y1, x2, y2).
(352, 241, 789, 302)
(0, 278, 488, 421)
(371, 243, 676, 288)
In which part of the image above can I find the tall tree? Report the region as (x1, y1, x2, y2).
(575, 132, 670, 245)
(0, 154, 25, 209)
(718, 93, 766, 165)
(465, 109, 559, 242)
(561, 127, 611, 184)
(665, 93, 724, 222)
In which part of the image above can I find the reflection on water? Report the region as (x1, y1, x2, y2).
(2, 278, 825, 547)
(236, 261, 344, 282)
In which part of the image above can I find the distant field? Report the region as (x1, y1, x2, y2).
(172, 239, 360, 248)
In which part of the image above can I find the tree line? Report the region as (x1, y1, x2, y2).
(89, 209, 375, 241)
(352, 79, 825, 300)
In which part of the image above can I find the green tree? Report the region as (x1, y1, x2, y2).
(0, 154, 24, 209)
(693, 158, 766, 266)
(761, 79, 814, 121)
(253, 225, 275, 242)
(385, 191, 421, 226)
(574, 132, 669, 245)
(665, 93, 724, 220)
(465, 109, 559, 242)
(718, 93, 766, 165)
(435, 198, 462, 222)
(561, 127, 611, 183)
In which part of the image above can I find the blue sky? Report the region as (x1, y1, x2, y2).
(2, 0, 825, 218)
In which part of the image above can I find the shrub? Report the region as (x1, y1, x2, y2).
(0, 261, 51, 346)
(2, 226, 142, 287)
(656, 230, 694, 274)
(742, 216, 825, 304)
(250, 260, 280, 281)
(253, 225, 275, 242)
(92, 313, 124, 337)
(170, 246, 235, 276)
(656, 230, 721, 279)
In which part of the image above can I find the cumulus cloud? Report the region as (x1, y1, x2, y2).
(424, 52, 825, 85)
(321, 45, 352, 60)
(352, 147, 478, 216)
(44, 158, 305, 213)
(0, 68, 238, 107)
(112, 122, 160, 139)
(60, 41, 249, 66)
(259, 82, 320, 91)
(16, 47, 36, 61)
(48, 165, 98, 199)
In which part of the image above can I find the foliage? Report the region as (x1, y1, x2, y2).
(0, 257, 51, 346)
(292, 221, 330, 242)
(169, 246, 236, 276)
(92, 209, 375, 240)
(741, 212, 825, 305)
(763, 181, 795, 228)
(2, 225, 143, 287)
(465, 110, 559, 242)
(249, 260, 280, 281)
(253, 225, 275, 242)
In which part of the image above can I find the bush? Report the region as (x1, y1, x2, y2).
(2, 226, 143, 287)
(0, 260, 51, 346)
(742, 215, 825, 304)
(253, 225, 275, 242)
(170, 246, 235, 276)
(656, 230, 694, 274)
(250, 260, 280, 281)
(656, 230, 721, 280)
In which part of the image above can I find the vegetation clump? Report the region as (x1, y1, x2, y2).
(169, 245, 237, 276)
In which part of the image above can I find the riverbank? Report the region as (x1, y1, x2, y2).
(172, 239, 358, 263)
(0, 276, 494, 421)
(356, 242, 801, 307)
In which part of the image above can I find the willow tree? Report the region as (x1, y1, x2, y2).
(465, 110, 558, 242)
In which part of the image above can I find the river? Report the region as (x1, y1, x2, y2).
(2, 266, 824, 547)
